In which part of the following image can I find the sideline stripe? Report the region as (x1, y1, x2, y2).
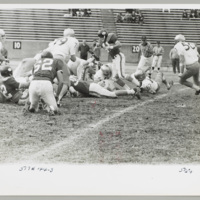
(20, 87, 188, 162)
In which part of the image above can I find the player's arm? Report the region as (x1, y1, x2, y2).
(70, 41, 79, 62)
(169, 49, 172, 60)
(55, 70, 64, 98)
(178, 54, 185, 76)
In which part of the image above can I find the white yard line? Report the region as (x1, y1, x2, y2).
(20, 87, 188, 162)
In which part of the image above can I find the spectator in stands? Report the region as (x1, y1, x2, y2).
(135, 10, 140, 24)
(78, 39, 91, 60)
(125, 9, 133, 14)
(169, 47, 180, 74)
(124, 11, 132, 23)
(190, 12, 196, 19)
(76, 9, 84, 17)
(182, 10, 189, 20)
(84, 9, 91, 17)
(116, 13, 124, 23)
(131, 10, 136, 23)
(72, 9, 78, 17)
(138, 11, 144, 25)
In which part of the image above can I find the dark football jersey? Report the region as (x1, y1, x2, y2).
(109, 46, 120, 59)
(71, 81, 90, 95)
(33, 58, 63, 82)
(2, 77, 20, 96)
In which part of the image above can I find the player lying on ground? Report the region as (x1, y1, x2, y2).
(174, 34, 200, 95)
(68, 75, 141, 99)
(94, 63, 140, 91)
(134, 69, 173, 94)
(0, 65, 30, 104)
(24, 51, 63, 115)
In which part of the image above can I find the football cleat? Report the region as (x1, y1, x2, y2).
(195, 89, 200, 95)
(167, 80, 174, 90)
(133, 87, 141, 100)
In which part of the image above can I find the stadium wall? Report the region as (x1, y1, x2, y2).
(6, 40, 173, 66)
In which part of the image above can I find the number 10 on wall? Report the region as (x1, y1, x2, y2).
(13, 41, 22, 49)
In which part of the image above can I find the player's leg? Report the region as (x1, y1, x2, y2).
(55, 57, 70, 104)
(89, 83, 117, 98)
(179, 63, 200, 91)
(157, 56, 162, 71)
(171, 59, 176, 74)
(176, 59, 180, 73)
(40, 80, 58, 113)
(157, 72, 174, 90)
(115, 87, 141, 99)
(151, 56, 158, 71)
(28, 81, 40, 112)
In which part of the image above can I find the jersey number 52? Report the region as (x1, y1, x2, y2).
(33, 58, 53, 73)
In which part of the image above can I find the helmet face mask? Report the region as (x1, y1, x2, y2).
(101, 64, 111, 79)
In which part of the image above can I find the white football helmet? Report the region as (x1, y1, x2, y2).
(174, 34, 185, 42)
(101, 64, 112, 79)
(63, 28, 75, 37)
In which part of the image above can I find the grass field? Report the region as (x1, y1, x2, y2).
(0, 60, 200, 165)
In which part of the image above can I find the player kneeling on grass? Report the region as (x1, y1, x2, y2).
(134, 69, 173, 94)
(0, 65, 30, 104)
(26, 51, 63, 115)
(69, 75, 141, 99)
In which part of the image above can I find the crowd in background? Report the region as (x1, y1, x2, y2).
(182, 9, 200, 20)
(69, 9, 92, 17)
(116, 9, 144, 25)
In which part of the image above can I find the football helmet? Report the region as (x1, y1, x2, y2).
(63, 28, 75, 37)
(106, 33, 118, 44)
(98, 29, 108, 38)
(0, 65, 13, 77)
(41, 51, 53, 59)
(174, 34, 185, 42)
(101, 64, 112, 79)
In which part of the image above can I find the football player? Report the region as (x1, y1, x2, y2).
(98, 30, 140, 88)
(152, 41, 164, 71)
(136, 36, 154, 77)
(0, 29, 9, 65)
(14, 28, 79, 105)
(27, 51, 63, 115)
(0, 65, 30, 104)
(68, 56, 98, 81)
(69, 75, 141, 99)
(134, 69, 173, 94)
(174, 34, 200, 95)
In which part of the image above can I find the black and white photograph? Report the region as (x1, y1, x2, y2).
(0, 3, 200, 196)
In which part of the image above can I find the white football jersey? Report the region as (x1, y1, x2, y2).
(174, 42, 199, 65)
(141, 77, 158, 94)
(94, 69, 105, 82)
(46, 36, 79, 60)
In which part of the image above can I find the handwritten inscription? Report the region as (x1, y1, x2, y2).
(19, 166, 53, 173)
(179, 167, 192, 174)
